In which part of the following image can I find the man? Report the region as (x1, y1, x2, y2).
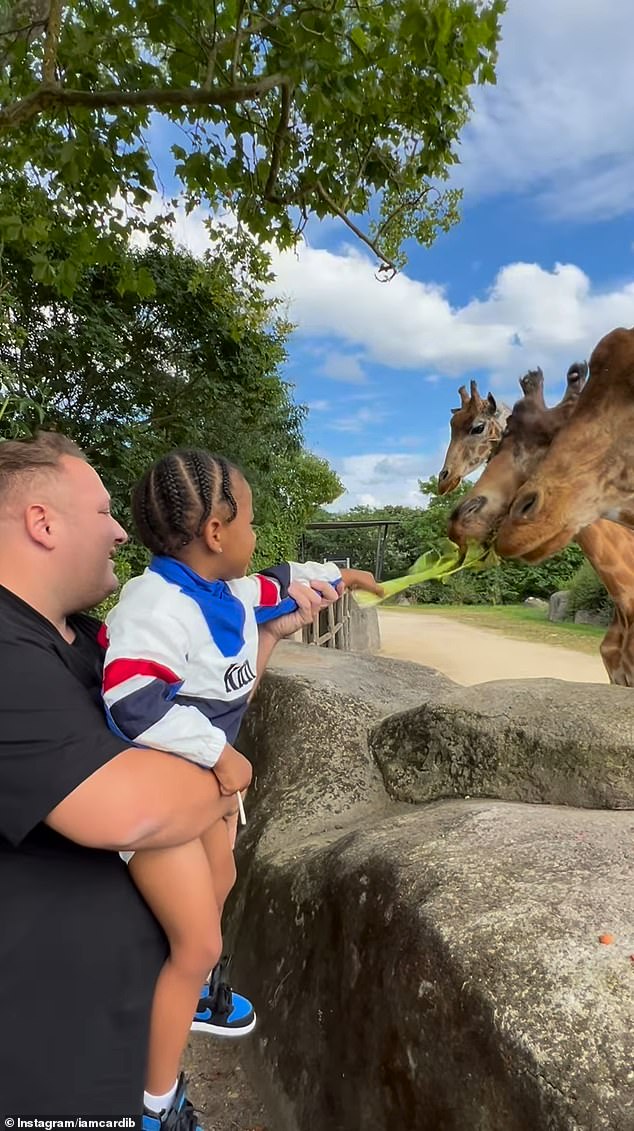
(0, 432, 340, 1120)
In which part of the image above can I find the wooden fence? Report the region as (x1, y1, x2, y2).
(301, 589, 351, 650)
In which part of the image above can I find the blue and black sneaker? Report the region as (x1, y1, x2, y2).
(142, 1072, 201, 1131)
(191, 960, 256, 1038)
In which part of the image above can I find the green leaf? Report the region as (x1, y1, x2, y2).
(354, 538, 499, 606)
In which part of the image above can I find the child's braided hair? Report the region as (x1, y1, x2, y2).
(131, 448, 239, 556)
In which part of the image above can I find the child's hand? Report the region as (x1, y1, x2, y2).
(339, 568, 385, 598)
(260, 579, 338, 641)
(213, 744, 253, 796)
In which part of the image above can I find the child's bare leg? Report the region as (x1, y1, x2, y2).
(200, 808, 237, 917)
(129, 839, 220, 1096)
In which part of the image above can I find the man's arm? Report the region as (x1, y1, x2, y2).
(45, 745, 236, 852)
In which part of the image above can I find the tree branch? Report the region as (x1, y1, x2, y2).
(42, 0, 63, 84)
(314, 180, 397, 278)
(231, 0, 247, 83)
(0, 73, 287, 129)
(264, 79, 292, 199)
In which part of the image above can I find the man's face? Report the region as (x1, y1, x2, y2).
(48, 456, 128, 610)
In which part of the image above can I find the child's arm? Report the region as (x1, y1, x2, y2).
(248, 560, 343, 623)
(248, 561, 383, 620)
(102, 601, 230, 770)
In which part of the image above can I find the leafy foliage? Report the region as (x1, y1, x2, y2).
(305, 478, 585, 604)
(0, 218, 342, 572)
(1, 0, 504, 288)
(567, 560, 613, 619)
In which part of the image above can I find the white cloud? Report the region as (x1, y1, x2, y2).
(327, 452, 439, 512)
(125, 194, 634, 400)
(457, 0, 634, 220)
(317, 351, 366, 383)
(306, 399, 331, 412)
(267, 241, 634, 397)
(328, 406, 387, 434)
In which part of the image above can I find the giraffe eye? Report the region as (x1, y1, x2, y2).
(470, 422, 486, 435)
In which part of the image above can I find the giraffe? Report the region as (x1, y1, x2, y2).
(448, 363, 634, 686)
(437, 362, 587, 495)
(497, 327, 634, 561)
(437, 380, 511, 495)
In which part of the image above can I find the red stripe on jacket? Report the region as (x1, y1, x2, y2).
(256, 574, 280, 607)
(102, 657, 182, 694)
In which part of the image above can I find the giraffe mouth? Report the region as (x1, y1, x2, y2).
(496, 523, 576, 563)
(438, 474, 462, 496)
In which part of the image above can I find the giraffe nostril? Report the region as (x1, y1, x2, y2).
(513, 491, 538, 520)
(453, 495, 486, 521)
(439, 468, 449, 481)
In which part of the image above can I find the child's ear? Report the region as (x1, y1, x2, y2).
(202, 515, 224, 555)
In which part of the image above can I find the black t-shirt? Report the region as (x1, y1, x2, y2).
(0, 585, 167, 1114)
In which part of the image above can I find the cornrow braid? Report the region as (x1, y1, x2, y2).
(131, 448, 241, 557)
(217, 456, 238, 521)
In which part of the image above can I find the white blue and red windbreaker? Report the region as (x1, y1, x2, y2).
(101, 555, 342, 767)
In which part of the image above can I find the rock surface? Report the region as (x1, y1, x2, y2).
(549, 591, 571, 622)
(574, 609, 611, 627)
(524, 596, 549, 610)
(371, 678, 634, 809)
(224, 643, 634, 1131)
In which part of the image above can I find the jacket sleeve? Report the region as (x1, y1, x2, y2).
(248, 560, 343, 624)
(102, 601, 227, 769)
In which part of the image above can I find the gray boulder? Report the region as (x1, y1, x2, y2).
(575, 609, 611, 628)
(524, 596, 548, 610)
(226, 645, 634, 1131)
(549, 591, 570, 622)
(370, 678, 634, 810)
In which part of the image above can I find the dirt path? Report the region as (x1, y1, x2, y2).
(377, 610, 608, 685)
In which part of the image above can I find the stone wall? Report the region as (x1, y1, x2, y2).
(227, 643, 634, 1131)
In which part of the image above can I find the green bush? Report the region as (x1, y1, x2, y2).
(567, 560, 613, 618)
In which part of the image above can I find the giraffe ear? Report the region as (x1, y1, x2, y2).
(487, 392, 497, 415)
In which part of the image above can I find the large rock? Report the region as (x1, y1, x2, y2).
(236, 642, 452, 844)
(575, 609, 611, 628)
(235, 803, 634, 1131)
(549, 591, 570, 622)
(370, 679, 634, 810)
(227, 646, 634, 1131)
(524, 596, 548, 610)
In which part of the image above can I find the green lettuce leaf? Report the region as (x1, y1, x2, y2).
(352, 540, 500, 607)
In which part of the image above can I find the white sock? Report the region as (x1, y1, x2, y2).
(144, 1081, 178, 1115)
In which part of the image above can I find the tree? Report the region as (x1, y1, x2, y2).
(0, 220, 342, 569)
(0, 0, 504, 291)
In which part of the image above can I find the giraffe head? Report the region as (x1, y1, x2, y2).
(448, 363, 586, 550)
(497, 328, 634, 561)
(437, 380, 507, 495)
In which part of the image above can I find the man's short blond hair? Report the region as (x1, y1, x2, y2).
(0, 431, 86, 503)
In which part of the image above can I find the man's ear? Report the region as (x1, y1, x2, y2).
(202, 515, 224, 555)
(24, 504, 55, 549)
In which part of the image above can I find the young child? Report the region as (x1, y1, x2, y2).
(100, 447, 381, 1128)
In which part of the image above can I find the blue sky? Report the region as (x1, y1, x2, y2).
(143, 0, 634, 511)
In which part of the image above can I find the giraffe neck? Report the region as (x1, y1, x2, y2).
(575, 520, 634, 687)
(576, 522, 634, 614)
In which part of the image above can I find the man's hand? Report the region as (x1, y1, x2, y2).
(339, 568, 385, 597)
(213, 743, 253, 797)
(260, 578, 339, 642)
